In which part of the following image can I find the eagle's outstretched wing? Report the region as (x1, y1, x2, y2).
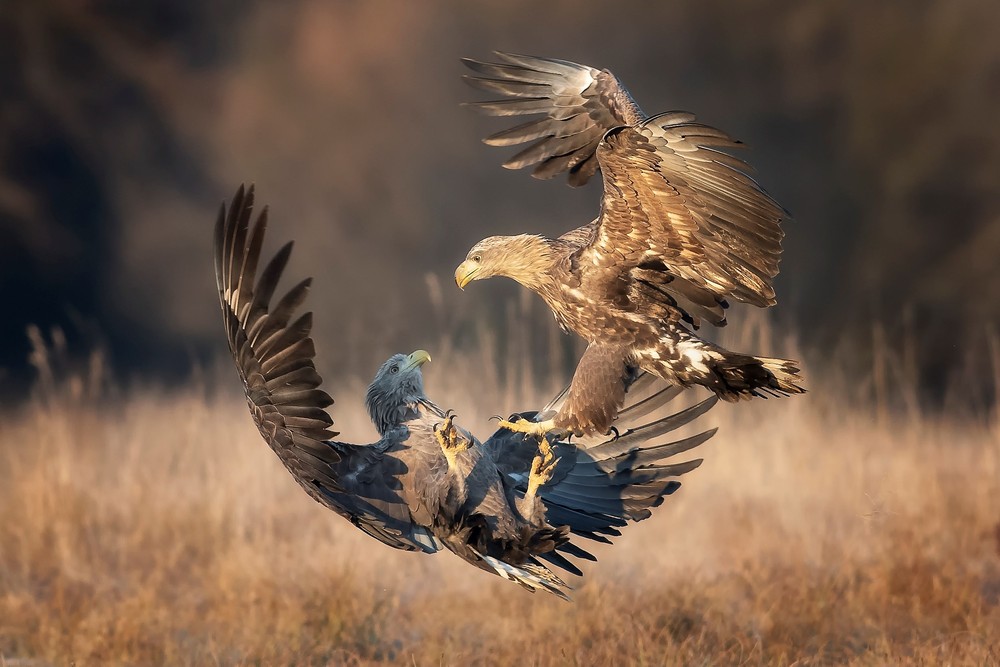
(463, 53, 786, 308)
(215, 184, 339, 473)
(215, 185, 441, 554)
(463, 52, 643, 186)
(585, 116, 785, 307)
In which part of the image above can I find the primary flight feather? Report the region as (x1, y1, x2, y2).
(215, 184, 717, 599)
(455, 52, 804, 438)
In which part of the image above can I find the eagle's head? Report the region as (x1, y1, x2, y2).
(365, 349, 432, 435)
(454, 234, 554, 290)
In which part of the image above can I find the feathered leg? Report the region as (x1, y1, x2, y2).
(554, 343, 633, 437)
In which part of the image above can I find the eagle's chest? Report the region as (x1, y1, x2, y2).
(544, 282, 592, 334)
(403, 420, 504, 519)
(541, 267, 649, 342)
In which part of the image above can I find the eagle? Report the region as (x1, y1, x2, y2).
(454, 53, 804, 438)
(215, 184, 717, 599)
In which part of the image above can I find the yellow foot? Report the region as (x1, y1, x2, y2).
(496, 417, 558, 439)
(434, 412, 470, 469)
(526, 440, 559, 500)
(434, 413, 456, 450)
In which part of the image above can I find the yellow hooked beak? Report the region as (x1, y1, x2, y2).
(454, 260, 480, 290)
(402, 349, 432, 371)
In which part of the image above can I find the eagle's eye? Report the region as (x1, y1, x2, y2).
(472, 254, 482, 263)
(389, 365, 399, 374)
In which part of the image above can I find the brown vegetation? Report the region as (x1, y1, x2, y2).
(3, 0, 1000, 388)
(1, 323, 998, 666)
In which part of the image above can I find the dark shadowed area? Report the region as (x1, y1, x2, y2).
(1, 0, 998, 403)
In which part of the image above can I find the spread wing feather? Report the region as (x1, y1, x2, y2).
(215, 185, 338, 467)
(215, 184, 441, 554)
(463, 52, 644, 186)
(586, 116, 785, 306)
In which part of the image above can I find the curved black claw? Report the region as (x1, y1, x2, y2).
(608, 426, 621, 441)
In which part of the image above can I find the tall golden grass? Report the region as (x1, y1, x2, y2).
(1, 314, 999, 666)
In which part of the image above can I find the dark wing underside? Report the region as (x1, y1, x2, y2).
(215, 185, 440, 553)
(464, 53, 787, 309)
(486, 375, 716, 564)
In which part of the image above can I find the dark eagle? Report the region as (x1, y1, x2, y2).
(216, 184, 717, 599)
(454, 53, 804, 438)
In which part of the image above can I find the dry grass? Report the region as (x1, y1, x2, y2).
(1, 324, 999, 666)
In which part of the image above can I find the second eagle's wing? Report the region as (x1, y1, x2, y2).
(215, 185, 441, 554)
(215, 185, 339, 475)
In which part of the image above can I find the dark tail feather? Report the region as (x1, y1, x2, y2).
(708, 352, 805, 401)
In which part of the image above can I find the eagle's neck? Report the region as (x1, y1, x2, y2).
(496, 235, 562, 293)
(366, 389, 443, 437)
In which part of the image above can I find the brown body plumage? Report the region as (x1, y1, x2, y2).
(456, 53, 805, 436)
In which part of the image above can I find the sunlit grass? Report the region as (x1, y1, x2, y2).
(1, 320, 998, 665)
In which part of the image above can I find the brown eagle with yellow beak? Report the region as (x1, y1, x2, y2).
(455, 53, 804, 438)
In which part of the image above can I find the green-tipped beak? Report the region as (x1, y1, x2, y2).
(454, 261, 480, 290)
(403, 349, 432, 371)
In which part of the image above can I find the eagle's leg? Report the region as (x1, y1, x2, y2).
(524, 439, 559, 504)
(496, 416, 557, 439)
(434, 412, 470, 470)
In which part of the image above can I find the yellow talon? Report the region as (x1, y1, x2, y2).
(526, 441, 559, 500)
(435, 413, 470, 470)
(434, 414, 454, 450)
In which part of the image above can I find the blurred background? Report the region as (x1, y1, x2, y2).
(2, 0, 999, 408)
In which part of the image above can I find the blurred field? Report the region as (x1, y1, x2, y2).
(1, 319, 999, 666)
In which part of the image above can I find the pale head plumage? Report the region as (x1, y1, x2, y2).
(456, 234, 557, 291)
